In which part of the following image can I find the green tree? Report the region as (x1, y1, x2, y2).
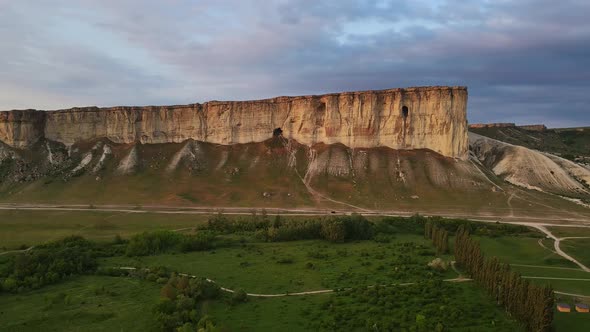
(161, 283, 178, 300)
(321, 220, 346, 242)
(415, 314, 427, 331)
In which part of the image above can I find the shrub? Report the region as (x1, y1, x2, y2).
(276, 257, 294, 264)
(231, 289, 248, 304)
(321, 220, 347, 242)
(427, 258, 448, 272)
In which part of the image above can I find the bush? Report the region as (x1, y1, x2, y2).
(321, 220, 347, 242)
(276, 257, 294, 264)
(153, 277, 223, 331)
(427, 258, 448, 272)
(231, 289, 248, 304)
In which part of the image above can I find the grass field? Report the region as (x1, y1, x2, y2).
(0, 276, 161, 332)
(204, 293, 330, 331)
(204, 282, 523, 332)
(103, 236, 457, 294)
(561, 238, 590, 269)
(2, 213, 590, 331)
(547, 227, 590, 238)
(476, 235, 590, 298)
(0, 275, 522, 332)
(476, 236, 576, 268)
(0, 210, 209, 250)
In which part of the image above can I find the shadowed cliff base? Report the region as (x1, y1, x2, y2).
(0, 137, 588, 220)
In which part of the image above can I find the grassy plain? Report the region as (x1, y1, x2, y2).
(1, 213, 590, 331)
(547, 227, 590, 238)
(560, 238, 590, 268)
(476, 234, 590, 305)
(0, 210, 208, 250)
(104, 236, 456, 294)
(204, 282, 522, 332)
(476, 236, 575, 267)
(0, 276, 161, 332)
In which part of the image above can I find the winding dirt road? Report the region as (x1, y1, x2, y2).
(525, 224, 590, 272)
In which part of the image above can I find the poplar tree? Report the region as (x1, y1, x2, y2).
(450, 226, 554, 332)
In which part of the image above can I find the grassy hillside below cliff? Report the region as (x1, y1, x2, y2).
(1, 137, 588, 219)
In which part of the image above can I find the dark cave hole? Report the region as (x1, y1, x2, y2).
(402, 106, 409, 118)
(273, 127, 283, 137)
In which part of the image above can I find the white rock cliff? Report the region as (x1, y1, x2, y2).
(0, 86, 468, 159)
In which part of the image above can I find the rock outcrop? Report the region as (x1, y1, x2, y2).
(468, 123, 516, 129)
(469, 132, 590, 196)
(518, 124, 547, 132)
(0, 86, 468, 159)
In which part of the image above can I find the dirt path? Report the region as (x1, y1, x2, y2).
(1, 203, 589, 226)
(536, 238, 557, 254)
(0, 246, 34, 256)
(510, 263, 581, 271)
(525, 224, 590, 272)
(118, 266, 589, 299)
(120, 266, 469, 297)
(521, 276, 590, 281)
(554, 291, 590, 298)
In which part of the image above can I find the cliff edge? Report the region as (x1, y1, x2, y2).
(0, 86, 468, 159)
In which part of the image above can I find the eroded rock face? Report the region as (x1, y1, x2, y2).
(0, 86, 468, 159)
(0, 110, 46, 148)
(469, 132, 590, 196)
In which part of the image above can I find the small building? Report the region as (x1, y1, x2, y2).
(557, 303, 571, 312)
(575, 303, 589, 313)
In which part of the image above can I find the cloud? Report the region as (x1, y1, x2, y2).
(0, 0, 588, 127)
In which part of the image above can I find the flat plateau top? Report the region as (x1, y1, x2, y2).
(2, 86, 467, 114)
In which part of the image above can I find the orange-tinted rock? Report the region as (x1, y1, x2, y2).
(0, 86, 468, 159)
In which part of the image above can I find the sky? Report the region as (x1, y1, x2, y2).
(0, 0, 588, 127)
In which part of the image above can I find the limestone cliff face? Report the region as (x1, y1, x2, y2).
(0, 110, 46, 149)
(0, 86, 468, 159)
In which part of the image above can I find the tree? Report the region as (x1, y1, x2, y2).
(161, 283, 177, 300)
(451, 225, 554, 332)
(321, 220, 346, 242)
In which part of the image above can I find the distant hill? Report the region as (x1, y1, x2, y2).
(469, 124, 590, 161)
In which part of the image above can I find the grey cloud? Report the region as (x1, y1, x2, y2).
(0, 0, 588, 127)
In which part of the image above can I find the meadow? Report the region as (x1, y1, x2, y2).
(0, 276, 161, 332)
(0, 212, 589, 331)
(0, 210, 209, 250)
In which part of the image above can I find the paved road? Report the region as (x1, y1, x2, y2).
(1, 203, 590, 226)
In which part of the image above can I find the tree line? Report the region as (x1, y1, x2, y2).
(0, 236, 101, 293)
(207, 213, 374, 243)
(424, 220, 449, 254)
(125, 230, 217, 256)
(454, 225, 554, 332)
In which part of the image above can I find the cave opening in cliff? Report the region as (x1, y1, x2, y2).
(273, 127, 283, 137)
(402, 106, 409, 118)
